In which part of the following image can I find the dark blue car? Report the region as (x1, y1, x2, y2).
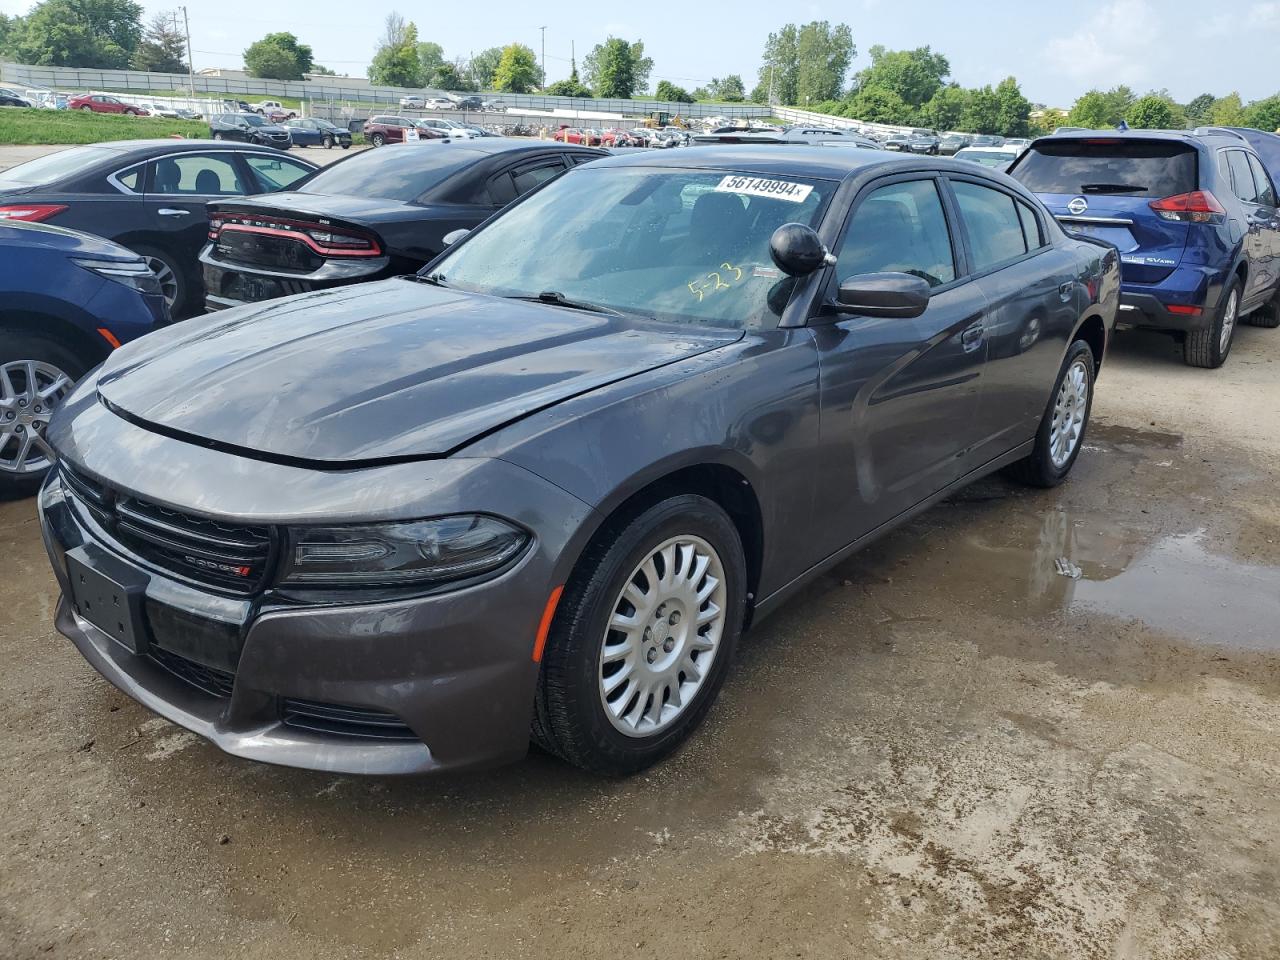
(1, 220, 168, 497)
(1011, 129, 1280, 367)
(282, 118, 353, 149)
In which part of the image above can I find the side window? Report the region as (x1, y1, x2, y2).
(113, 165, 143, 193)
(952, 180, 1029, 271)
(835, 179, 956, 288)
(1017, 200, 1043, 249)
(511, 160, 566, 197)
(149, 154, 245, 195)
(1227, 150, 1260, 204)
(1218, 151, 1233, 186)
(245, 154, 314, 192)
(487, 172, 517, 206)
(1247, 153, 1276, 207)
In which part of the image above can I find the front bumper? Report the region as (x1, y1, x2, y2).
(39, 393, 597, 774)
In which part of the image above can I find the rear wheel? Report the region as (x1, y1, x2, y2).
(0, 336, 86, 500)
(533, 494, 746, 774)
(1006, 339, 1095, 488)
(1185, 279, 1239, 368)
(370, 133, 385, 146)
(212, 132, 224, 140)
(130, 245, 185, 316)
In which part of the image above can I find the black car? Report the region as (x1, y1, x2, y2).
(200, 139, 604, 310)
(1, 86, 31, 107)
(210, 113, 293, 150)
(283, 118, 353, 149)
(0, 140, 318, 316)
(908, 133, 942, 155)
(453, 96, 484, 111)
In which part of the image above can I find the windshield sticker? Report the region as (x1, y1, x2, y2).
(714, 175, 813, 203)
(688, 262, 745, 302)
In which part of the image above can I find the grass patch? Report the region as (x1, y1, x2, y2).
(0, 108, 206, 144)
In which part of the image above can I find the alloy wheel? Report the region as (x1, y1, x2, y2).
(1220, 288, 1238, 355)
(143, 255, 179, 309)
(598, 534, 727, 737)
(0, 360, 74, 476)
(1049, 357, 1090, 469)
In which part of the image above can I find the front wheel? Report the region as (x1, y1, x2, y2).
(212, 132, 223, 140)
(130, 245, 185, 317)
(322, 134, 334, 149)
(1244, 286, 1280, 328)
(533, 494, 746, 774)
(0, 337, 86, 500)
(80, 105, 93, 112)
(1006, 339, 1095, 488)
(1185, 279, 1239, 368)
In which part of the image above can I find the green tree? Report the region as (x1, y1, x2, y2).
(708, 74, 745, 102)
(629, 41, 654, 94)
(920, 84, 968, 131)
(466, 46, 504, 90)
(130, 11, 186, 73)
(0, 14, 16, 57)
(12, 0, 143, 69)
(1067, 86, 1133, 128)
(243, 32, 312, 81)
(1184, 92, 1215, 127)
(959, 84, 1001, 133)
(492, 42, 540, 93)
(754, 24, 799, 104)
(1244, 95, 1280, 133)
(993, 76, 1031, 137)
(544, 59, 590, 97)
(417, 40, 445, 80)
(795, 21, 854, 105)
(1211, 92, 1245, 126)
(853, 45, 950, 108)
(583, 37, 642, 98)
(368, 14, 423, 87)
(1031, 107, 1067, 136)
(843, 84, 912, 124)
(1127, 94, 1176, 129)
(655, 80, 693, 103)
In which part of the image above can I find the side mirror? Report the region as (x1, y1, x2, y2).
(442, 228, 470, 247)
(835, 272, 931, 318)
(769, 223, 835, 277)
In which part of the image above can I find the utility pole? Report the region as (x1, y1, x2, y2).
(539, 26, 546, 86)
(181, 6, 195, 99)
(767, 63, 774, 106)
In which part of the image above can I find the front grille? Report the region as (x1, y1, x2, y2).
(281, 698, 419, 741)
(148, 645, 236, 697)
(61, 464, 275, 595)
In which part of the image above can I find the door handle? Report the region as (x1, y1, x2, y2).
(961, 322, 984, 352)
(1059, 281, 1073, 302)
(157, 208, 190, 217)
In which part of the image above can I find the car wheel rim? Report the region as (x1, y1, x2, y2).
(144, 256, 179, 308)
(598, 534, 727, 738)
(1049, 357, 1090, 469)
(0, 360, 74, 476)
(1220, 289, 1238, 354)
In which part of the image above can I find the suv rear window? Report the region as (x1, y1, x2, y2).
(1012, 139, 1197, 197)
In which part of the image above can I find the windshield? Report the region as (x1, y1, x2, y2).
(430, 166, 833, 329)
(296, 145, 473, 202)
(0, 146, 121, 185)
(238, 114, 266, 127)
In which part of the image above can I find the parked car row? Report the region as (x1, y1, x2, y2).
(398, 94, 507, 111)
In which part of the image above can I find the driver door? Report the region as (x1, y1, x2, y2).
(809, 174, 989, 554)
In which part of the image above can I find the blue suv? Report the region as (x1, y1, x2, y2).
(1010, 129, 1280, 368)
(1, 220, 169, 497)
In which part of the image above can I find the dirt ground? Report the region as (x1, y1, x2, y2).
(2, 324, 1279, 960)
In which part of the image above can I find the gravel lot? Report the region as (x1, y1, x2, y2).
(2, 321, 1279, 956)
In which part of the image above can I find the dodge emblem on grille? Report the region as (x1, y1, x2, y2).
(185, 556, 252, 577)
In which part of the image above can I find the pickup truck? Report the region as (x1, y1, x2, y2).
(251, 100, 296, 119)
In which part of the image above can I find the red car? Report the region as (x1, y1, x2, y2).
(553, 127, 602, 146)
(600, 128, 638, 147)
(68, 94, 148, 116)
(362, 115, 446, 146)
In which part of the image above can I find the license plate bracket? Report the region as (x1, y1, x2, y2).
(66, 545, 150, 655)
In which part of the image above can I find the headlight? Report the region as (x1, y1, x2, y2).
(73, 258, 162, 297)
(279, 515, 529, 588)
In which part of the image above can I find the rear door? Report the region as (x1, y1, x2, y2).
(1245, 151, 1280, 294)
(1224, 149, 1280, 299)
(1011, 137, 1198, 285)
(144, 151, 255, 263)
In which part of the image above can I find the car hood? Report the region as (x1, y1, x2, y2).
(95, 279, 742, 465)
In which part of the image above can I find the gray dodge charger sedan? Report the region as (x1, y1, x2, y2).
(39, 148, 1119, 776)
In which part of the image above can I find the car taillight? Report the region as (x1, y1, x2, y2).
(1149, 191, 1226, 223)
(214, 214, 381, 257)
(0, 203, 67, 222)
(305, 229, 374, 251)
(208, 217, 224, 241)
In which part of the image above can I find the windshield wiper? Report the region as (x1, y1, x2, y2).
(1080, 182, 1147, 194)
(415, 272, 449, 286)
(508, 291, 621, 316)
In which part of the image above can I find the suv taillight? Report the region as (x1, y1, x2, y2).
(1149, 190, 1226, 223)
(0, 203, 67, 222)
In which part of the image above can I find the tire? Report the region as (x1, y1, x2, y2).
(322, 134, 334, 149)
(80, 105, 93, 112)
(533, 494, 747, 775)
(129, 245, 186, 317)
(1006, 339, 1096, 488)
(212, 132, 224, 140)
(370, 133, 385, 147)
(1243, 290, 1280, 328)
(0, 333, 89, 500)
(1185, 278, 1239, 368)
(341, 142, 351, 150)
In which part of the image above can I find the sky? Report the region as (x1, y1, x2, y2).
(4, 0, 1280, 108)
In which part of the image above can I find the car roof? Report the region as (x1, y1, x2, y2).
(588, 145, 987, 180)
(1029, 128, 1250, 150)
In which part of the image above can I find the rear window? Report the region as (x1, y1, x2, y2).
(1012, 139, 1197, 197)
(0, 146, 121, 185)
(296, 146, 474, 203)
